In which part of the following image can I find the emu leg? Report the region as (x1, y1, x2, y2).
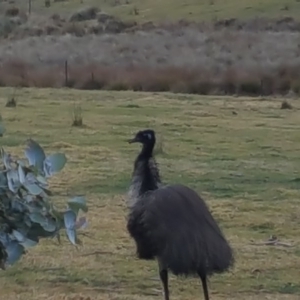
(159, 269, 169, 300)
(199, 275, 209, 300)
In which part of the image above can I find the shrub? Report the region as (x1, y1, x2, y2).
(281, 100, 292, 109)
(5, 6, 19, 17)
(97, 12, 114, 23)
(5, 97, 17, 107)
(69, 6, 100, 22)
(0, 17, 19, 37)
(0, 139, 88, 269)
(62, 22, 86, 36)
(238, 80, 262, 96)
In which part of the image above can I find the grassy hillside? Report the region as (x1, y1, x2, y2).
(2, 0, 300, 22)
(0, 88, 299, 299)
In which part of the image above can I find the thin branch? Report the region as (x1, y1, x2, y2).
(250, 236, 294, 247)
(80, 250, 111, 257)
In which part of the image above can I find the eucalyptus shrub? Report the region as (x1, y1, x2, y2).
(0, 121, 88, 270)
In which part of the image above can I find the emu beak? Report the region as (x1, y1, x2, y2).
(128, 137, 138, 143)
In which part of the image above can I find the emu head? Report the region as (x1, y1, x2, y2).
(128, 129, 156, 146)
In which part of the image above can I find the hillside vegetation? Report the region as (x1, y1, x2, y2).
(1, 0, 300, 95)
(0, 88, 300, 299)
(2, 26, 300, 96)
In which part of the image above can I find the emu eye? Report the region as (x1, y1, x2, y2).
(145, 133, 152, 140)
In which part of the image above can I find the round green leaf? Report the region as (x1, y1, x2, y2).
(24, 139, 46, 172)
(36, 175, 47, 186)
(64, 210, 77, 245)
(23, 183, 44, 195)
(44, 153, 67, 177)
(11, 230, 25, 242)
(41, 218, 57, 232)
(29, 212, 46, 225)
(18, 165, 26, 184)
(68, 196, 88, 213)
(6, 169, 21, 193)
(1, 148, 12, 169)
(0, 171, 7, 189)
(5, 241, 24, 265)
(20, 238, 38, 249)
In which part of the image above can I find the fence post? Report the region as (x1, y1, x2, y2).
(65, 60, 68, 86)
(28, 0, 32, 14)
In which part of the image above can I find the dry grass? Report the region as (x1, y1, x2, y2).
(1, 26, 300, 96)
(0, 87, 299, 299)
(1, 2, 300, 97)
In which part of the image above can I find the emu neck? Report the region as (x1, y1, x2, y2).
(127, 143, 161, 208)
(138, 142, 154, 160)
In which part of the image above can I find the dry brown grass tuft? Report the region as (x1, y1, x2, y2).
(281, 100, 293, 110)
(69, 6, 100, 22)
(5, 6, 20, 17)
(71, 103, 84, 127)
(5, 97, 17, 107)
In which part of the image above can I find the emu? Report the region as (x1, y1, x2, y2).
(126, 129, 234, 300)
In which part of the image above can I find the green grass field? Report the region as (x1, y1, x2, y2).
(4, 0, 300, 22)
(0, 88, 300, 300)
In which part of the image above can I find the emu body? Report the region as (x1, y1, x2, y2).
(126, 129, 234, 300)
